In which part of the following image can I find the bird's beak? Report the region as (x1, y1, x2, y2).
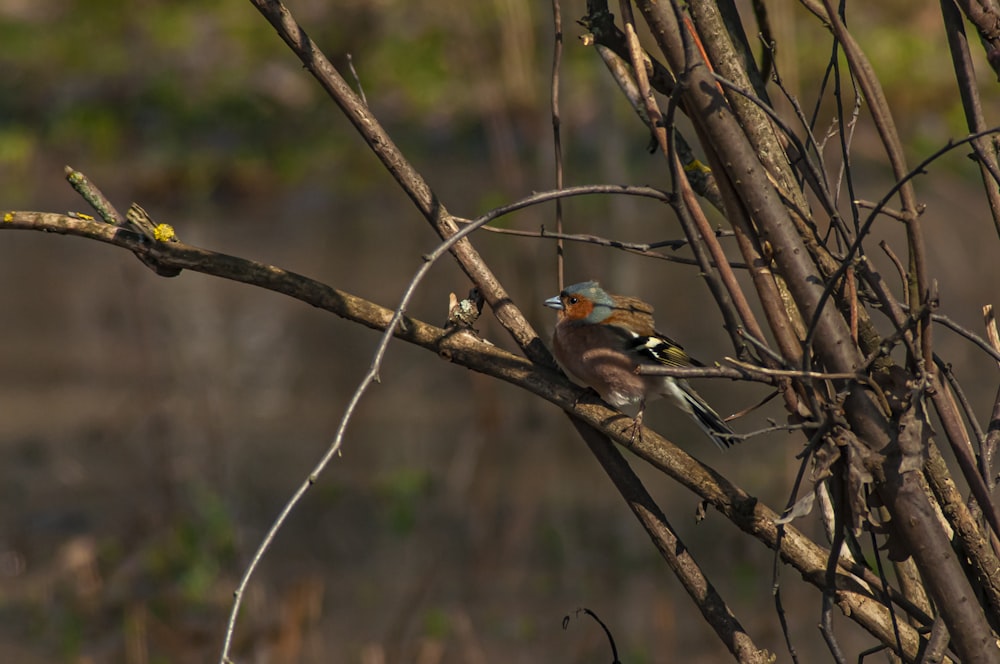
(543, 295, 563, 310)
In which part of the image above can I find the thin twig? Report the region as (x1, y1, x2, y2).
(866, 529, 905, 661)
(710, 74, 839, 225)
(936, 355, 986, 448)
(823, 0, 937, 375)
(820, 487, 848, 664)
(64, 165, 124, 224)
(984, 305, 1000, 494)
(985, 304, 1000, 364)
(879, 240, 909, 309)
(857, 200, 910, 223)
(931, 312, 1000, 365)
(724, 358, 859, 382)
(802, 129, 1000, 370)
(773, 421, 827, 662)
(345, 53, 367, 106)
(550, 0, 565, 289)
(940, 0, 1000, 239)
(441, 182, 747, 268)
(247, 0, 545, 363)
(216, 173, 545, 664)
(727, 421, 820, 441)
(635, 363, 769, 382)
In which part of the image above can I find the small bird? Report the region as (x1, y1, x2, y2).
(544, 281, 734, 449)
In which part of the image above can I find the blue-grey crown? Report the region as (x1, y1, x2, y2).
(563, 280, 614, 323)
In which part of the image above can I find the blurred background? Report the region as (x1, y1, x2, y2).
(0, 0, 998, 662)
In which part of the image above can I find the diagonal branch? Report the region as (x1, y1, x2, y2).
(631, 0, 1000, 658)
(952, 0, 1000, 81)
(940, 0, 1000, 239)
(570, 420, 772, 663)
(4, 208, 933, 656)
(247, 0, 547, 363)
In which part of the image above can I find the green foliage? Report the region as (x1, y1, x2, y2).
(730, 559, 761, 601)
(376, 466, 434, 535)
(785, 6, 1000, 141)
(422, 606, 452, 639)
(538, 522, 567, 568)
(0, 0, 989, 206)
(623, 646, 652, 664)
(367, 28, 451, 115)
(56, 609, 85, 660)
(144, 487, 237, 606)
(0, 126, 35, 168)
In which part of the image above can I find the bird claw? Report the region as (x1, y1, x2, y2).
(625, 406, 645, 446)
(626, 421, 643, 446)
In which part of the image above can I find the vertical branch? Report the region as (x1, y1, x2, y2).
(952, 0, 1000, 80)
(924, 440, 1000, 620)
(817, 0, 932, 373)
(632, 0, 1000, 658)
(940, 0, 1000, 239)
(698, 149, 810, 416)
(670, 146, 771, 365)
(984, 304, 1000, 492)
(550, 0, 565, 289)
(686, 0, 805, 217)
(930, 372, 1000, 542)
(615, 0, 753, 358)
(636, 0, 862, 378)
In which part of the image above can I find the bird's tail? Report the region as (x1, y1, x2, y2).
(680, 382, 735, 450)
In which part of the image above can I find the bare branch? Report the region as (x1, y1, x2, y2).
(2, 205, 933, 657)
(550, 0, 565, 289)
(952, 0, 1000, 81)
(570, 420, 772, 662)
(247, 0, 546, 363)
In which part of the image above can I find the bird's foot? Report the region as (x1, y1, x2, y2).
(625, 405, 646, 446)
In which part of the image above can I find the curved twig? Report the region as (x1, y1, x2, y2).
(2, 207, 933, 658)
(216, 187, 571, 662)
(802, 129, 1000, 370)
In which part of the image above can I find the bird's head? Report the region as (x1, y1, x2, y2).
(543, 281, 615, 323)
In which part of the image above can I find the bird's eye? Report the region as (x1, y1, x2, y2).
(568, 296, 579, 305)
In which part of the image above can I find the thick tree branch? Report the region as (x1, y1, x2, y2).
(940, 0, 1000, 239)
(10, 1, 998, 660)
(248, 0, 548, 364)
(953, 0, 1000, 80)
(2, 209, 932, 656)
(630, 0, 1000, 659)
(570, 420, 772, 663)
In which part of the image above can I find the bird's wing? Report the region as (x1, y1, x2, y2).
(627, 332, 704, 368)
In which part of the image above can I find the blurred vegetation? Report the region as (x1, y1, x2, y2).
(2, 1, 999, 662)
(0, 0, 558, 206)
(1, 0, 992, 206)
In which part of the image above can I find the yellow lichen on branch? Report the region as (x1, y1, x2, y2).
(154, 223, 177, 242)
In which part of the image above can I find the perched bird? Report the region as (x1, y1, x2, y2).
(544, 281, 734, 449)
